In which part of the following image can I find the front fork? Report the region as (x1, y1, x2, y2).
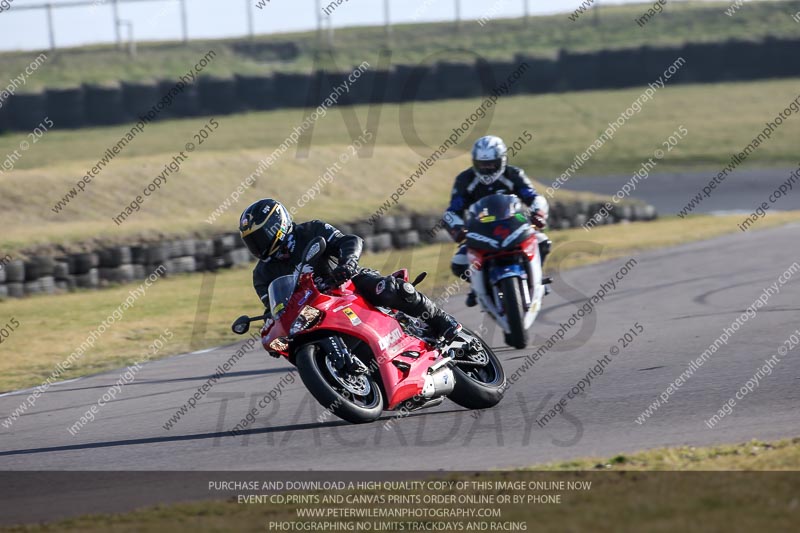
(319, 336, 368, 374)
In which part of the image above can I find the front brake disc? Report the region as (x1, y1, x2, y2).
(325, 357, 371, 396)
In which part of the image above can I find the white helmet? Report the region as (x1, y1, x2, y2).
(472, 135, 508, 184)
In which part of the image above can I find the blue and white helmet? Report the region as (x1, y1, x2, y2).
(472, 135, 508, 184)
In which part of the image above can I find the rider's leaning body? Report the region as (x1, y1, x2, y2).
(443, 135, 551, 306)
(239, 198, 462, 344)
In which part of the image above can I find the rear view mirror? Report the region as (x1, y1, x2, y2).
(231, 315, 251, 335)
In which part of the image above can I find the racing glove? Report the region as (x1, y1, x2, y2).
(448, 225, 467, 243)
(331, 258, 359, 286)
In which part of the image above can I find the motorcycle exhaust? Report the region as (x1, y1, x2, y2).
(421, 367, 455, 399)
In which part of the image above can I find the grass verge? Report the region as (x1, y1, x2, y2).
(536, 437, 800, 471)
(1, 78, 799, 254)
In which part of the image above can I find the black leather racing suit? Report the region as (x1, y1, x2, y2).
(253, 220, 452, 329)
(443, 166, 549, 277)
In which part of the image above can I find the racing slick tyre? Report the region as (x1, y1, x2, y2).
(295, 343, 384, 424)
(500, 277, 528, 349)
(448, 328, 507, 410)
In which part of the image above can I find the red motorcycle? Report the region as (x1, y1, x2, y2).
(231, 237, 506, 424)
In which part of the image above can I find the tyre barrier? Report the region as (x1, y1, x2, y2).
(392, 230, 420, 249)
(0, 101, 11, 133)
(97, 246, 132, 268)
(762, 37, 800, 78)
(197, 77, 239, 115)
(348, 69, 389, 106)
(53, 261, 70, 280)
(9, 91, 47, 131)
(99, 264, 135, 284)
(2, 38, 800, 132)
(412, 214, 441, 234)
(428, 228, 453, 244)
(366, 233, 393, 253)
(6, 283, 24, 298)
(83, 84, 126, 125)
(236, 74, 275, 110)
(272, 72, 312, 109)
(3, 260, 25, 283)
(195, 239, 214, 257)
(390, 64, 439, 103)
(46, 87, 86, 129)
(375, 215, 397, 233)
(164, 240, 184, 260)
(394, 215, 413, 232)
(25, 276, 56, 296)
(145, 244, 168, 264)
(56, 278, 76, 292)
(130, 246, 147, 265)
(0, 200, 656, 300)
(514, 54, 558, 95)
(158, 79, 199, 118)
(477, 59, 527, 96)
(436, 62, 482, 100)
(122, 81, 162, 120)
(75, 269, 100, 289)
(555, 50, 600, 92)
(24, 256, 55, 281)
(317, 71, 354, 107)
(351, 222, 375, 238)
(213, 234, 237, 256)
(70, 253, 98, 275)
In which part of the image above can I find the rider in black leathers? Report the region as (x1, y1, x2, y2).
(239, 198, 461, 343)
(443, 135, 551, 307)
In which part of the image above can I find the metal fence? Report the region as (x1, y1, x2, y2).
(2, 0, 539, 51)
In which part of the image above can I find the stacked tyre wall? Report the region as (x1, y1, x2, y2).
(1, 38, 799, 132)
(0, 201, 655, 300)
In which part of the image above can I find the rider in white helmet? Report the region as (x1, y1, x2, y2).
(443, 135, 550, 307)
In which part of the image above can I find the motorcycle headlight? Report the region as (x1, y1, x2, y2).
(290, 306, 323, 336)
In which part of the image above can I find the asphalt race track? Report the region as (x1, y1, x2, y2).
(561, 167, 800, 215)
(1, 224, 799, 521)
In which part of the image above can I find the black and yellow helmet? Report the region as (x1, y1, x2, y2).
(239, 199, 293, 260)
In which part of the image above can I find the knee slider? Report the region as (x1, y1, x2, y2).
(451, 262, 469, 278)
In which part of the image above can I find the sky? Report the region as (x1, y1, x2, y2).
(0, 0, 654, 52)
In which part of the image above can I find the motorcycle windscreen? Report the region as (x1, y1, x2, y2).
(467, 193, 523, 223)
(267, 275, 296, 318)
(466, 213, 533, 251)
